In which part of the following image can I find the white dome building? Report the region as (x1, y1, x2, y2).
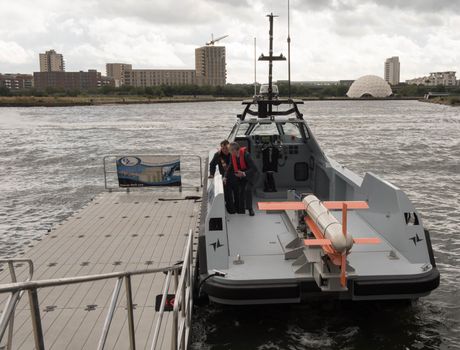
(347, 75, 392, 98)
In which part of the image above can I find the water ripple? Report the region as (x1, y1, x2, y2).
(0, 101, 458, 349)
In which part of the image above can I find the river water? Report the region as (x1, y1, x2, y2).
(0, 101, 458, 349)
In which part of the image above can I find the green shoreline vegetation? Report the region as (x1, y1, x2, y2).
(420, 96, 460, 106)
(1, 81, 459, 107)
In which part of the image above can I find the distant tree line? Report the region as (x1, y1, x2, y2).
(0, 84, 256, 98)
(393, 84, 460, 97)
(1, 82, 460, 98)
(0, 83, 349, 98)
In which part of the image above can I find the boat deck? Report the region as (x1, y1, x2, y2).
(223, 196, 425, 283)
(0, 190, 201, 349)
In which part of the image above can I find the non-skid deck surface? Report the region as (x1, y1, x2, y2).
(0, 190, 201, 349)
(224, 196, 423, 282)
(225, 197, 298, 281)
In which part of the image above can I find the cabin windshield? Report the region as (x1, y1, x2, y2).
(240, 120, 309, 141)
(235, 123, 251, 137)
(250, 122, 279, 136)
(279, 122, 309, 140)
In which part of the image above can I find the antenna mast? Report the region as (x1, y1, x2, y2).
(287, 0, 292, 99)
(259, 13, 286, 113)
(254, 37, 257, 96)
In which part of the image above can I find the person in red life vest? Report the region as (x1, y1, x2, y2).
(224, 142, 259, 216)
(209, 140, 236, 214)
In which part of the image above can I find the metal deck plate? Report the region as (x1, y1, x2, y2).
(220, 198, 425, 284)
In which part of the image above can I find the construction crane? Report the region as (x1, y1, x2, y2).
(206, 34, 228, 46)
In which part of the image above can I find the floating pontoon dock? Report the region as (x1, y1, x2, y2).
(0, 189, 201, 349)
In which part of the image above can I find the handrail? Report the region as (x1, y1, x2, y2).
(102, 154, 203, 191)
(0, 229, 195, 350)
(97, 277, 124, 350)
(0, 259, 34, 350)
(0, 265, 179, 293)
(151, 270, 173, 349)
(0, 259, 34, 283)
(172, 227, 194, 349)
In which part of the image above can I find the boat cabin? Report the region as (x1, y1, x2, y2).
(227, 100, 329, 200)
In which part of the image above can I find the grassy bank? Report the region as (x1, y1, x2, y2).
(1, 81, 456, 107)
(0, 95, 423, 107)
(0, 95, 244, 107)
(420, 96, 460, 106)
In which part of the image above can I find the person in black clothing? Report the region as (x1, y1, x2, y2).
(209, 140, 236, 213)
(224, 142, 259, 216)
(262, 146, 280, 192)
(209, 140, 230, 178)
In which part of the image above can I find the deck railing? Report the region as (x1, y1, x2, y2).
(172, 224, 194, 349)
(0, 230, 194, 350)
(0, 259, 34, 350)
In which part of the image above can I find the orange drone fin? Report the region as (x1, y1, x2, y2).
(257, 201, 369, 211)
(340, 204, 348, 288)
(303, 239, 332, 246)
(340, 253, 347, 288)
(257, 202, 304, 211)
(323, 201, 369, 210)
(353, 237, 381, 244)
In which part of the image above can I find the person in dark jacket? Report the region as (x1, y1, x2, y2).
(209, 140, 230, 178)
(224, 142, 259, 216)
(209, 140, 236, 213)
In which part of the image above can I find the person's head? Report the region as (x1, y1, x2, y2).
(229, 142, 240, 156)
(220, 140, 230, 154)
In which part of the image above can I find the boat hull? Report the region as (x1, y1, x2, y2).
(202, 267, 440, 305)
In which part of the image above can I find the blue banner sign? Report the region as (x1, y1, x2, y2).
(116, 156, 181, 187)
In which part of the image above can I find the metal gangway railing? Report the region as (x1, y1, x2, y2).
(0, 229, 194, 350)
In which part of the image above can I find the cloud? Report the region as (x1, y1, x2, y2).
(0, 41, 34, 65)
(97, 0, 218, 25)
(362, 0, 460, 12)
(0, 0, 459, 83)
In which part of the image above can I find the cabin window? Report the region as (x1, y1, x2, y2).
(228, 124, 238, 140)
(209, 218, 223, 231)
(236, 123, 251, 137)
(280, 122, 301, 139)
(404, 212, 419, 226)
(251, 122, 279, 136)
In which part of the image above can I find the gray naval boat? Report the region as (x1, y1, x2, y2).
(198, 14, 439, 305)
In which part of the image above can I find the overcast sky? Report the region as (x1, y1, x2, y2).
(1, 0, 459, 83)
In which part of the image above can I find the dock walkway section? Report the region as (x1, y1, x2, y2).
(0, 190, 201, 349)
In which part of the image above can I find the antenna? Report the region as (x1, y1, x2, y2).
(254, 37, 257, 96)
(287, 0, 292, 99)
(259, 13, 286, 113)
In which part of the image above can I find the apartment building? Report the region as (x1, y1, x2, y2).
(39, 50, 65, 72)
(106, 63, 132, 87)
(108, 42, 227, 88)
(195, 45, 226, 86)
(0, 74, 33, 90)
(428, 71, 457, 86)
(33, 70, 114, 91)
(123, 68, 196, 87)
(384, 56, 400, 85)
(406, 71, 457, 86)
